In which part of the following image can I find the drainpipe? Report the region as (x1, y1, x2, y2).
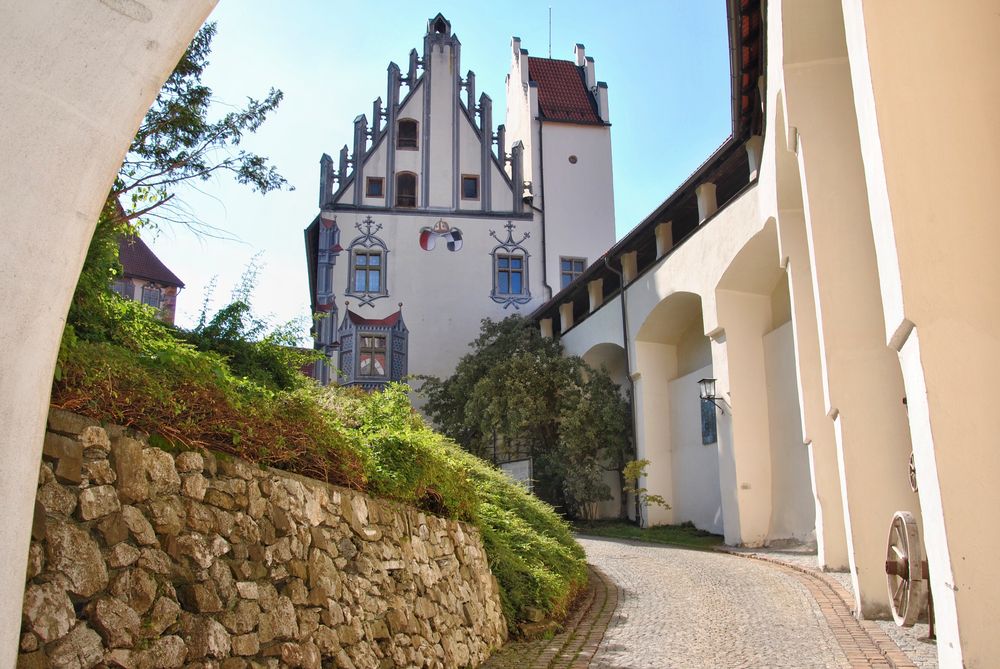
(604, 256, 637, 522)
(535, 118, 554, 300)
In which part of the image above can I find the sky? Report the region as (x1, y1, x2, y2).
(145, 1, 731, 339)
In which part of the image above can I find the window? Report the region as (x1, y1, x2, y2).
(560, 257, 586, 288)
(495, 254, 524, 295)
(397, 119, 418, 149)
(366, 177, 384, 198)
(353, 250, 382, 293)
(358, 334, 387, 377)
(489, 222, 532, 308)
(111, 278, 133, 299)
(396, 172, 417, 208)
(461, 174, 479, 200)
(141, 285, 161, 309)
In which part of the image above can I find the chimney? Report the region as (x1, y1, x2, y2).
(574, 43, 586, 66)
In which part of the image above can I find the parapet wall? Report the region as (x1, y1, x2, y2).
(19, 409, 506, 668)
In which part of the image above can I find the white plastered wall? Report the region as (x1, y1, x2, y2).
(669, 364, 724, 535)
(335, 211, 541, 384)
(838, 1, 1000, 663)
(539, 124, 616, 288)
(0, 1, 216, 662)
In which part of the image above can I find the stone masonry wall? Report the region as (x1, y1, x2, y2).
(19, 409, 507, 669)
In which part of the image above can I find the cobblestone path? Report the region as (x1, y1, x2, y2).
(483, 536, 925, 669)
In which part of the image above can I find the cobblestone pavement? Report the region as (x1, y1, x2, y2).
(727, 547, 937, 669)
(484, 537, 932, 669)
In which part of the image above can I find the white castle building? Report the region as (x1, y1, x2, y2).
(304, 14, 615, 389)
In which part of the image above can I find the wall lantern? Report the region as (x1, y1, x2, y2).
(698, 378, 727, 413)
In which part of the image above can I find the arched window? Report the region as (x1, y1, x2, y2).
(397, 119, 418, 149)
(396, 172, 417, 208)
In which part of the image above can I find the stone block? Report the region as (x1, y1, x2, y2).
(188, 618, 231, 660)
(141, 635, 187, 669)
(120, 505, 157, 545)
(258, 596, 298, 643)
(48, 408, 97, 436)
(175, 451, 204, 473)
(79, 425, 111, 453)
(111, 436, 148, 503)
(109, 568, 157, 615)
(178, 583, 223, 613)
(82, 459, 116, 485)
(45, 520, 108, 597)
(43, 433, 83, 485)
(36, 480, 77, 516)
(90, 597, 141, 648)
(78, 484, 120, 520)
(143, 447, 181, 496)
(231, 633, 260, 656)
(181, 473, 209, 500)
(47, 623, 104, 669)
(220, 599, 261, 635)
(107, 543, 141, 568)
(22, 580, 75, 643)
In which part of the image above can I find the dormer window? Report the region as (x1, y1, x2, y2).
(396, 172, 417, 208)
(397, 119, 418, 149)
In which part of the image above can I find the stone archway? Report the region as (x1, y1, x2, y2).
(0, 2, 216, 660)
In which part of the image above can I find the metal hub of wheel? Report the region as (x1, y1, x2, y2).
(884, 510, 927, 626)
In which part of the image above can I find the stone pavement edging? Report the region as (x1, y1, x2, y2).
(480, 565, 617, 669)
(717, 547, 919, 669)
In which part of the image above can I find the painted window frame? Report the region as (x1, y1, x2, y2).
(397, 118, 418, 150)
(559, 256, 587, 288)
(489, 222, 532, 309)
(395, 171, 418, 208)
(461, 174, 480, 200)
(357, 332, 389, 379)
(365, 176, 384, 198)
(345, 216, 390, 307)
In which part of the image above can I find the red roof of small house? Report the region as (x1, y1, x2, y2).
(528, 58, 603, 125)
(118, 235, 184, 288)
(346, 310, 401, 328)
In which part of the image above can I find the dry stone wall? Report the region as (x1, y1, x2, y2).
(19, 409, 507, 669)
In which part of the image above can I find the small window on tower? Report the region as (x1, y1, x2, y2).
(461, 174, 479, 200)
(366, 177, 384, 198)
(560, 257, 586, 288)
(396, 172, 417, 208)
(397, 119, 418, 149)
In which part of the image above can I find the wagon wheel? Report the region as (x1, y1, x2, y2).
(884, 511, 927, 626)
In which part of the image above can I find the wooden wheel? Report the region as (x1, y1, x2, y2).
(884, 511, 927, 626)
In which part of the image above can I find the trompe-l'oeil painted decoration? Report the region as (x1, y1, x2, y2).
(419, 219, 463, 252)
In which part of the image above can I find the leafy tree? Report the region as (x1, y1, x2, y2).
(68, 21, 287, 343)
(421, 316, 633, 518)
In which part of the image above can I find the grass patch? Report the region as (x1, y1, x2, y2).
(572, 520, 724, 550)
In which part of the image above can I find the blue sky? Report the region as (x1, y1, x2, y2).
(146, 1, 731, 337)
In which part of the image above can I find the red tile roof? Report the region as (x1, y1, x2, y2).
(528, 58, 603, 125)
(346, 309, 401, 328)
(118, 235, 184, 288)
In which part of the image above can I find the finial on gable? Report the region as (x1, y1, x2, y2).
(427, 13, 451, 36)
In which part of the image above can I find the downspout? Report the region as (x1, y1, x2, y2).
(604, 256, 637, 522)
(535, 118, 554, 300)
